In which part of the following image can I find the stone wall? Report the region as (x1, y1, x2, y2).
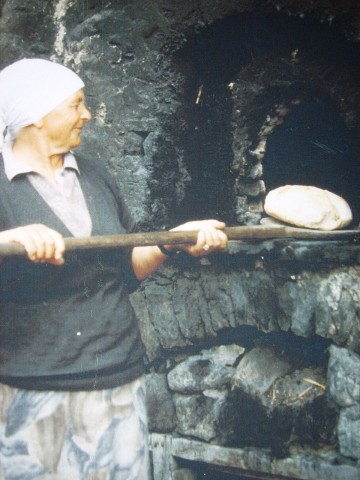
(1, 1, 359, 478)
(141, 242, 360, 477)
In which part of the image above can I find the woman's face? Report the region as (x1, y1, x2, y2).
(40, 89, 92, 153)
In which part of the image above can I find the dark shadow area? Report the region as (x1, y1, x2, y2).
(146, 325, 331, 373)
(171, 12, 360, 224)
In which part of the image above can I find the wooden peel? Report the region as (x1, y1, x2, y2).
(0, 225, 358, 258)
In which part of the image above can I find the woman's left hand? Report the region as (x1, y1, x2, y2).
(170, 219, 228, 256)
(132, 219, 228, 281)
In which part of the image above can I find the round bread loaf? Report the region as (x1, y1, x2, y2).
(264, 185, 352, 230)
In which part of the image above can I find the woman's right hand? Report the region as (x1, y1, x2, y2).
(0, 224, 65, 265)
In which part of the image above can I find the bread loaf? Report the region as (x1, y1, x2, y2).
(264, 185, 352, 230)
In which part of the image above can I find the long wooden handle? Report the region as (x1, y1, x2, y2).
(0, 225, 358, 257)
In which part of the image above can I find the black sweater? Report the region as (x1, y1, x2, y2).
(0, 154, 144, 390)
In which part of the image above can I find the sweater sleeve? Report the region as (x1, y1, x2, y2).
(116, 194, 141, 293)
(94, 161, 141, 292)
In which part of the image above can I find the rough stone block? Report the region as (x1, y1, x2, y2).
(146, 373, 176, 433)
(168, 344, 244, 393)
(231, 345, 292, 395)
(327, 345, 360, 407)
(174, 394, 226, 442)
(338, 405, 360, 460)
(315, 269, 360, 351)
(278, 277, 317, 337)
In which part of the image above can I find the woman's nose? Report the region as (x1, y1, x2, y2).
(81, 105, 92, 121)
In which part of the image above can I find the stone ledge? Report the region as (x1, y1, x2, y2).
(227, 239, 360, 264)
(150, 434, 360, 480)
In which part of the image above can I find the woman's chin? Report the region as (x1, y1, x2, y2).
(69, 135, 82, 149)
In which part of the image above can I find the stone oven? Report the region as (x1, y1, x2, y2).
(0, 1, 359, 479)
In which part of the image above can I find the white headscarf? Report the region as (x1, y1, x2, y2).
(0, 58, 84, 150)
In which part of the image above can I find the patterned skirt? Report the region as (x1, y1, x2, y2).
(0, 377, 149, 480)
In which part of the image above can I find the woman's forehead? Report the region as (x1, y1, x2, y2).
(58, 89, 85, 107)
(69, 89, 85, 101)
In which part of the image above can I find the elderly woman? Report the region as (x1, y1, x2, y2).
(0, 58, 227, 479)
